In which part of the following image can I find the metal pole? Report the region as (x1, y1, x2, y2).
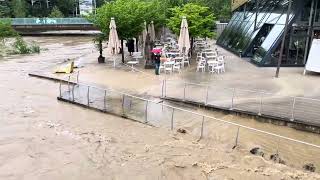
(161, 80, 164, 98)
(67, 76, 71, 92)
(121, 94, 125, 113)
(303, 0, 315, 64)
(231, 88, 236, 110)
(59, 81, 62, 98)
(254, 0, 260, 30)
(87, 86, 90, 106)
(205, 85, 209, 105)
(77, 71, 80, 84)
(145, 101, 149, 123)
(164, 80, 167, 97)
(258, 93, 263, 115)
(275, 0, 292, 78)
(200, 116, 205, 139)
(171, 108, 175, 130)
(72, 84, 75, 102)
(104, 90, 107, 111)
(234, 127, 240, 148)
(291, 97, 296, 121)
(183, 82, 187, 101)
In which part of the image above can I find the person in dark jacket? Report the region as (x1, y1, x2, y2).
(154, 52, 161, 75)
(127, 39, 135, 56)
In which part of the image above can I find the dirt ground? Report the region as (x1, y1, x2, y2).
(0, 36, 320, 180)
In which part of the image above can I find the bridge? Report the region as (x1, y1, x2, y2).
(1, 18, 99, 35)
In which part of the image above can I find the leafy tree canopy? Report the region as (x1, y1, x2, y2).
(48, 6, 64, 18)
(0, 21, 18, 42)
(167, 3, 216, 38)
(90, 0, 159, 40)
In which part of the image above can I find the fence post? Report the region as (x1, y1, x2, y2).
(121, 94, 125, 114)
(200, 116, 205, 139)
(171, 108, 175, 130)
(205, 85, 209, 105)
(77, 71, 80, 84)
(234, 127, 240, 148)
(291, 97, 296, 121)
(72, 84, 75, 102)
(258, 93, 263, 116)
(104, 90, 107, 111)
(161, 80, 164, 98)
(68, 76, 71, 92)
(145, 101, 149, 123)
(87, 86, 90, 107)
(183, 82, 187, 101)
(164, 80, 167, 97)
(59, 80, 62, 98)
(230, 88, 236, 110)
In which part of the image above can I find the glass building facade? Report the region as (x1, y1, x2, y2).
(217, 0, 320, 67)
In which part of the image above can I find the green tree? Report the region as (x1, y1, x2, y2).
(189, 0, 231, 21)
(48, 6, 64, 18)
(167, 3, 216, 39)
(90, 0, 157, 62)
(0, 1, 12, 18)
(0, 21, 18, 42)
(11, 0, 27, 18)
(51, 0, 76, 17)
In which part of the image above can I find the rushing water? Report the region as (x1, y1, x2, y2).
(1, 36, 320, 178)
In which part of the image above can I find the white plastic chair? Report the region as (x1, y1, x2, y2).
(159, 62, 165, 74)
(173, 62, 181, 73)
(214, 62, 225, 74)
(196, 58, 206, 72)
(182, 56, 190, 67)
(164, 62, 173, 74)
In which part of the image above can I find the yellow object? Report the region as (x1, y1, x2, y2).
(55, 61, 74, 74)
(232, 0, 248, 11)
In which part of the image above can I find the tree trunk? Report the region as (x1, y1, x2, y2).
(190, 37, 194, 56)
(136, 37, 139, 52)
(99, 40, 103, 56)
(121, 39, 125, 63)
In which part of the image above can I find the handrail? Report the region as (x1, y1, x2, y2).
(0, 18, 93, 25)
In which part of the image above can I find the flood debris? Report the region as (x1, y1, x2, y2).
(250, 147, 265, 157)
(270, 154, 286, 165)
(303, 163, 316, 172)
(177, 128, 187, 134)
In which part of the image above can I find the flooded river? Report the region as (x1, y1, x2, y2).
(0, 36, 319, 180)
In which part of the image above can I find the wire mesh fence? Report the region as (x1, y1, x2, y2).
(163, 80, 320, 126)
(58, 80, 320, 172)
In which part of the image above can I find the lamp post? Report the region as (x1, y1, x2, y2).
(275, 0, 292, 78)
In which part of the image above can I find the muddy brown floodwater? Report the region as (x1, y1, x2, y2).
(0, 36, 319, 180)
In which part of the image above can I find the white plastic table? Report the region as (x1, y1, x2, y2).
(127, 61, 139, 71)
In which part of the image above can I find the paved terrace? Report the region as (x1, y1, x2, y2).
(31, 40, 320, 129)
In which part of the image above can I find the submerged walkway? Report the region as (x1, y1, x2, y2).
(163, 80, 320, 131)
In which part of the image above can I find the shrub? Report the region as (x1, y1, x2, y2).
(13, 37, 30, 54)
(30, 41, 40, 53)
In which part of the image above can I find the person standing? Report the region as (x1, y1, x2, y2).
(154, 52, 161, 75)
(127, 39, 135, 56)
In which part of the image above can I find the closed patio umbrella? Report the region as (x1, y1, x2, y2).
(178, 16, 190, 58)
(108, 17, 120, 67)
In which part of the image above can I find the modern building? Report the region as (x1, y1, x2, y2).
(217, 0, 320, 67)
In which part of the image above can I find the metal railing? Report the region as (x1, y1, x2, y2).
(0, 18, 92, 25)
(162, 80, 320, 126)
(58, 79, 320, 171)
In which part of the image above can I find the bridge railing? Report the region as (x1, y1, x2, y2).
(0, 18, 93, 25)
